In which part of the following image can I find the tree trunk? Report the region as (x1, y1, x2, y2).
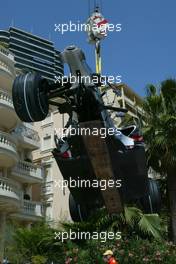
(0, 212, 6, 262)
(167, 170, 176, 243)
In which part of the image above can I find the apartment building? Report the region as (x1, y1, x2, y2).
(32, 112, 71, 226)
(0, 45, 43, 261)
(0, 27, 70, 229)
(103, 83, 144, 125)
(0, 27, 63, 81)
(117, 83, 143, 120)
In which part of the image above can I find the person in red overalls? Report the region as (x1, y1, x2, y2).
(103, 250, 119, 264)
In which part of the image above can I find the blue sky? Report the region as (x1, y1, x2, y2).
(1, 0, 176, 96)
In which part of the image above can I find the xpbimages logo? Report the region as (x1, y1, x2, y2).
(54, 74, 122, 86)
(54, 126, 121, 139)
(54, 178, 122, 191)
(54, 21, 122, 34)
(54, 230, 122, 243)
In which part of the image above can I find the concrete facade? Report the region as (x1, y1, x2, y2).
(33, 112, 71, 226)
(0, 45, 43, 261)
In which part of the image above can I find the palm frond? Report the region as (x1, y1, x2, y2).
(121, 206, 141, 226)
(138, 214, 162, 239)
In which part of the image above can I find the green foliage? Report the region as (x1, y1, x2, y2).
(143, 79, 176, 243)
(4, 212, 171, 264)
(26, 237, 176, 264)
(31, 255, 47, 264)
(63, 238, 176, 263)
(123, 207, 163, 239)
(62, 207, 164, 241)
(120, 113, 138, 127)
(113, 238, 176, 264)
(6, 222, 65, 263)
(143, 79, 176, 172)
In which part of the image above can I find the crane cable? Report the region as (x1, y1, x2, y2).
(88, 0, 102, 13)
(94, 0, 96, 10)
(100, 0, 103, 12)
(88, 0, 91, 16)
(95, 41, 101, 74)
(88, 0, 103, 74)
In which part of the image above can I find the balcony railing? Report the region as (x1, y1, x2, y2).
(124, 95, 135, 107)
(0, 89, 13, 107)
(0, 131, 17, 155)
(12, 160, 43, 182)
(0, 46, 14, 61)
(0, 60, 13, 75)
(15, 124, 40, 141)
(23, 200, 43, 217)
(0, 46, 15, 77)
(0, 177, 22, 201)
(12, 124, 40, 149)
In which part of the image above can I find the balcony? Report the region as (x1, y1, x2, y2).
(11, 200, 44, 221)
(0, 131, 18, 167)
(124, 95, 144, 116)
(0, 47, 15, 90)
(0, 46, 14, 61)
(0, 90, 19, 130)
(12, 124, 40, 150)
(11, 160, 43, 184)
(124, 95, 135, 108)
(0, 177, 22, 212)
(11, 200, 44, 222)
(126, 109, 138, 119)
(137, 105, 143, 115)
(23, 200, 43, 217)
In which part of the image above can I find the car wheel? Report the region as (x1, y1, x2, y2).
(12, 72, 49, 122)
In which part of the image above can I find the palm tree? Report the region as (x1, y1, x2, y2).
(143, 79, 176, 243)
(63, 207, 163, 240)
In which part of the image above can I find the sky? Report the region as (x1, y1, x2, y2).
(1, 0, 176, 96)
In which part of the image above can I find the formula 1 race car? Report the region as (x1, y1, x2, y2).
(12, 45, 161, 221)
